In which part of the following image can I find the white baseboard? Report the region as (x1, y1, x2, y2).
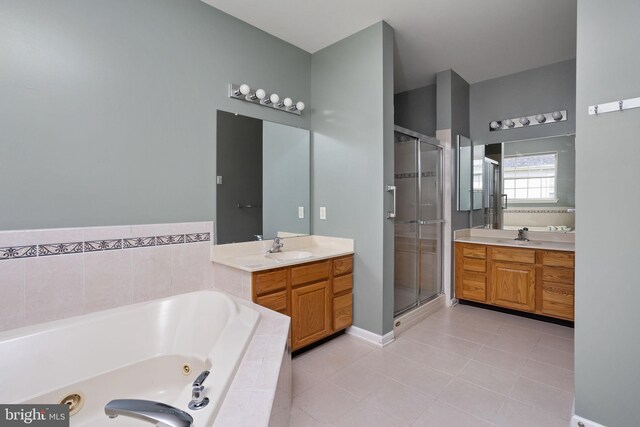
(571, 414, 607, 427)
(346, 326, 395, 347)
(393, 295, 445, 337)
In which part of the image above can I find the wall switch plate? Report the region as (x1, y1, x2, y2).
(298, 206, 304, 219)
(216, 176, 223, 185)
(319, 207, 326, 220)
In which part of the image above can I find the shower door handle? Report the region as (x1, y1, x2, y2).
(386, 185, 396, 219)
(501, 194, 508, 209)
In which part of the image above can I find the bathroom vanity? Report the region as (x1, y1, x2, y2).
(211, 235, 354, 351)
(454, 231, 574, 321)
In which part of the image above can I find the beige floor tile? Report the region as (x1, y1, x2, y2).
(410, 401, 492, 427)
(457, 360, 520, 395)
(509, 377, 574, 420)
(386, 357, 454, 397)
(356, 348, 412, 374)
(321, 334, 377, 363)
(385, 338, 470, 376)
(293, 347, 353, 377)
(537, 333, 574, 353)
(293, 363, 325, 397)
(293, 381, 361, 424)
(328, 363, 392, 399)
(494, 398, 568, 427)
(437, 378, 506, 423)
(404, 329, 482, 359)
(290, 405, 326, 427)
(459, 313, 506, 333)
(496, 323, 543, 342)
(333, 401, 408, 427)
(436, 323, 500, 345)
(521, 359, 574, 392)
(473, 346, 527, 374)
(505, 315, 574, 339)
(529, 343, 574, 371)
(484, 333, 538, 357)
(363, 377, 436, 424)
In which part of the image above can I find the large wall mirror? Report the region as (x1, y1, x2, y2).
(216, 111, 310, 244)
(458, 134, 575, 232)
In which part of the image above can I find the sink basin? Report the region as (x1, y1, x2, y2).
(265, 251, 313, 261)
(496, 240, 542, 246)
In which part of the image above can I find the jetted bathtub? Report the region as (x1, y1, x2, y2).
(0, 291, 260, 426)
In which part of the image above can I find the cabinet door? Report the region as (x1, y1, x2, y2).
(291, 280, 331, 350)
(491, 262, 536, 312)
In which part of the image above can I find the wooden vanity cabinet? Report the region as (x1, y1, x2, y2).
(251, 255, 353, 351)
(455, 243, 574, 321)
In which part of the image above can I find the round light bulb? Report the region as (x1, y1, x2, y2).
(519, 117, 530, 126)
(283, 97, 293, 107)
(270, 93, 280, 104)
(490, 121, 501, 130)
(239, 84, 251, 96)
(255, 89, 266, 100)
(535, 114, 546, 123)
(504, 119, 515, 128)
(551, 111, 563, 121)
(296, 101, 305, 111)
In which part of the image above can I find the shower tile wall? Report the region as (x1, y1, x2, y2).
(0, 222, 215, 332)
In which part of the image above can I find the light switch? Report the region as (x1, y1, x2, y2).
(298, 206, 304, 219)
(319, 207, 326, 220)
(216, 176, 223, 185)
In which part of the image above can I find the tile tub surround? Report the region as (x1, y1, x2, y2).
(0, 222, 214, 332)
(454, 228, 575, 252)
(291, 304, 574, 426)
(211, 235, 355, 272)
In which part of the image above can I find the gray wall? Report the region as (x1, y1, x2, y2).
(503, 135, 575, 208)
(575, 1, 640, 426)
(263, 121, 310, 238)
(394, 84, 437, 136)
(216, 112, 262, 244)
(311, 22, 395, 336)
(0, 0, 310, 231)
(470, 59, 576, 145)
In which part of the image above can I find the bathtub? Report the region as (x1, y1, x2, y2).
(0, 291, 260, 426)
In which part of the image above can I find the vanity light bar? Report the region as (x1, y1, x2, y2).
(588, 96, 640, 115)
(228, 83, 305, 116)
(489, 110, 567, 132)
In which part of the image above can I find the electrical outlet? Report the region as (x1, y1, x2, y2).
(298, 206, 304, 219)
(319, 207, 326, 220)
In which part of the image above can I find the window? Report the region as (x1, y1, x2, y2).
(503, 152, 557, 202)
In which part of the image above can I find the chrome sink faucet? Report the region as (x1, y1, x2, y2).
(104, 399, 193, 427)
(267, 237, 284, 253)
(515, 227, 529, 241)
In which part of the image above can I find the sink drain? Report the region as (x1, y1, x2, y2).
(59, 393, 84, 416)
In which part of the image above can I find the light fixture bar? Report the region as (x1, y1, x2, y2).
(489, 110, 567, 132)
(588, 96, 640, 115)
(228, 83, 303, 116)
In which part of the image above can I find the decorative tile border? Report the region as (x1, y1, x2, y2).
(0, 232, 210, 261)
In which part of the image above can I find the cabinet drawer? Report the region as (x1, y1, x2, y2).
(254, 269, 287, 296)
(333, 256, 353, 276)
(462, 245, 486, 259)
(491, 247, 535, 264)
(542, 251, 575, 268)
(256, 290, 287, 314)
(333, 273, 352, 295)
(291, 260, 330, 286)
(463, 257, 486, 273)
(460, 272, 486, 302)
(333, 293, 353, 331)
(542, 267, 574, 285)
(542, 283, 574, 320)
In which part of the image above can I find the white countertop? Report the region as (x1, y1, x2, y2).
(211, 235, 354, 272)
(454, 228, 575, 252)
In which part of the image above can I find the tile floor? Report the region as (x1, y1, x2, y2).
(291, 304, 574, 426)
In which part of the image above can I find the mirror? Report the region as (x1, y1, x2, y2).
(464, 134, 575, 232)
(216, 111, 310, 244)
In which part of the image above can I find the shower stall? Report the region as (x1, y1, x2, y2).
(393, 126, 444, 317)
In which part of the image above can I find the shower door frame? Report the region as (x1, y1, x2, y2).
(393, 125, 445, 318)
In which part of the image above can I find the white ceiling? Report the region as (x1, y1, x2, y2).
(202, 0, 576, 93)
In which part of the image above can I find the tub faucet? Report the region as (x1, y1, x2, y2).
(104, 399, 193, 427)
(267, 237, 284, 253)
(515, 227, 529, 241)
(189, 370, 210, 410)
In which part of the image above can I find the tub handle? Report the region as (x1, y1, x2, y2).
(189, 370, 211, 410)
(192, 370, 210, 387)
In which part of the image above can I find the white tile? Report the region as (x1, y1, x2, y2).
(84, 250, 133, 313)
(131, 246, 172, 303)
(494, 398, 569, 427)
(437, 378, 506, 423)
(410, 401, 492, 427)
(334, 401, 408, 427)
(457, 360, 520, 395)
(509, 377, 574, 420)
(0, 259, 25, 331)
(229, 360, 281, 392)
(293, 381, 361, 423)
(214, 390, 273, 427)
(362, 377, 435, 424)
(82, 225, 132, 242)
(170, 241, 213, 294)
(473, 346, 527, 374)
(521, 359, 574, 392)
